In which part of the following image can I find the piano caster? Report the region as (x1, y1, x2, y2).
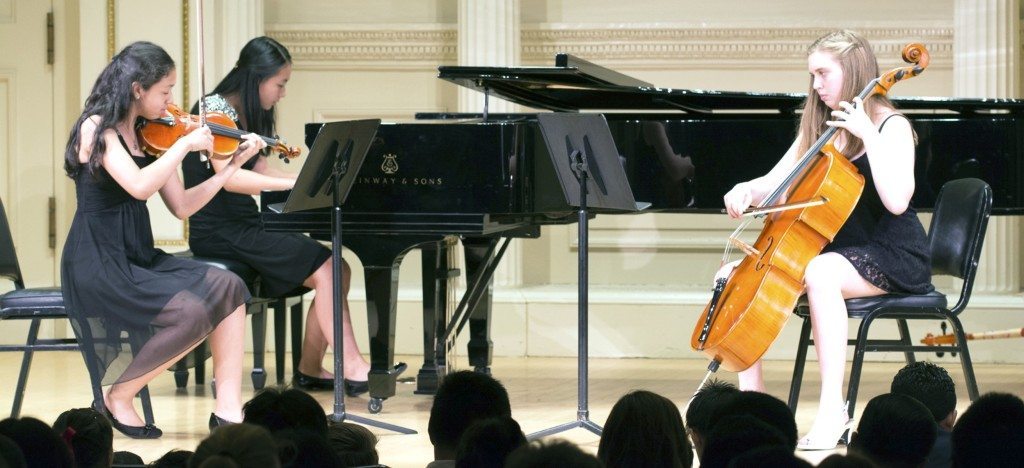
(474, 366, 491, 376)
(368, 397, 384, 414)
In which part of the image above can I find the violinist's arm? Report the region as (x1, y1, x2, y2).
(861, 114, 915, 214)
(99, 122, 203, 201)
(158, 134, 266, 218)
(210, 152, 295, 195)
(251, 157, 298, 180)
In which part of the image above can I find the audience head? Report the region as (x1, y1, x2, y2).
(51, 407, 113, 468)
(726, 445, 812, 468)
(683, 379, 738, 459)
(0, 416, 74, 468)
(150, 449, 194, 468)
(951, 392, 1024, 468)
(505, 440, 603, 468)
(0, 434, 27, 468)
(428, 370, 511, 459)
(891, 361, 957, 429)
(700, 414, 788, 468)
(598, 389, 693, 468)
(327, 421, 378, 467)
(111, 450, 144, 466)
(242, 386, 328, 436)
(189, 423, 280, 468)
(708, 390, 797, 449)
(455, 416, 527, 468)
(274, 428, 340, 468)
(848, 393, 936, 468)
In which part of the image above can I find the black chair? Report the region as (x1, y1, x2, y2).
(0, 196, 79, 417)
(787, 178, 992, 419)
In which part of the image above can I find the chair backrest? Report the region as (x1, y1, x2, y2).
(0, 196, 24, 288)
(928, 178, 992, 282)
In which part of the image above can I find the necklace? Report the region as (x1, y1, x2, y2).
(118, 122, 140, 154)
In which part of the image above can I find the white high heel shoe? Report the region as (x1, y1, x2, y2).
(797, 403, 853, 451)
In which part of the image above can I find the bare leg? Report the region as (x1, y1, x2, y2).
(799, 253, 885, 448)
(208, 304, 246, 422)
(104, 345, 200, 427)
(298, 297, 330, 378)
(303, 256, 371, 381)
(738, 361, 766, 392)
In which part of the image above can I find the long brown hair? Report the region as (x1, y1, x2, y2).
(796, 30, 892, 159)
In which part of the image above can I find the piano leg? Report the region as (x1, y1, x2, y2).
(344, 234, 445, 407)
(463, 237, 495, 374)
(415, 241, 450, 395)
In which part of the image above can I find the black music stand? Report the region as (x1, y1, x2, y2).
(282, 119, 415, 435)
(528, 114, 645, 439)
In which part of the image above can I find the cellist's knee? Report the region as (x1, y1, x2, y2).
(804, 254, 843, 294)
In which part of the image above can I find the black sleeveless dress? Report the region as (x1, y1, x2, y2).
(182, 95, 330, 297)
(822, 120, 933, 294)
(61, 136, 249, 386)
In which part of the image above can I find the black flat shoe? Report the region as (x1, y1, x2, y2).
(344, 362, 408, 397)
(208, 413, 237, 432)
(293, 371, 334, 391)
(102, 405, 162, 439)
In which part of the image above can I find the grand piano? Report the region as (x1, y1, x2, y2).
(261, 54, 1024, 411)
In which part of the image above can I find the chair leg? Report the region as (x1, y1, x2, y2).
(273, 300, 286, 384)
(250, 303, 268, 390)
(127, 330, 155, 425)
(896, 319, 916, 364)
(847, 315, 876, 420)
(173, 358, 191, 389)
(948, 314, 981, 401)
(11, 318, 42, 418)
(194, 344, 206, 385)
(788, 317, 813, 413)
(290, 299, 303, 376)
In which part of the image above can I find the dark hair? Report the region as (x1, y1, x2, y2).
(427, 370, 512, 455)
(951, 392, 1024, 468)
(0, 417, 74, 468)
(207, 36, 290, 137)
(0, 433, 27, 468)
(150, 449, 195, 468)
(890, 361, 957, 422)
(274, 428, 340, 468)
(51, 408, 113, 468)
(112, 450, 144, 465)
(708, 391, 797, 449)
(816, 453, 880, 468)
(848, 393, 937, 468)
(242, 386, 328, 436)
(64, 41, 175, 178)
(598, 389, 693, 468)
(726, 445, 812, 468)
(189, 423, 280, 468)
(327, 421, 378, 467)
(684, 379, 738, 436)
(455, 416, 527, 468)
(700, 415, 788, 468)
(505, 440, 603, 468)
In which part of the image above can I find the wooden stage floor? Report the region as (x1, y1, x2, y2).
(2, 352, 1020, 467)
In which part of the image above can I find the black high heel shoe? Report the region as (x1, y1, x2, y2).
(208, 413, 237, 432)
(101, 404, 162, 439)
(344, 362, 408, 397)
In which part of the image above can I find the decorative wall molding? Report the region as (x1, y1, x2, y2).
(267, 23, 954, 70)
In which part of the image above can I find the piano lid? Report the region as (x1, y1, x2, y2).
(438, 53, 1024, 114)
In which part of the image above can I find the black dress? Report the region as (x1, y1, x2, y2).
(822, 117, 933, 294)
(61, 136, 249, 386)
(182, 95, 330, 297)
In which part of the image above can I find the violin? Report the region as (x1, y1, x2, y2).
(690, 43, 931, 374)
(138, 103, 301, 161)
(922, 327, 1024, 346)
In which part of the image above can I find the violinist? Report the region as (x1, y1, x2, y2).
(61, 41, 267, 438)
(182, 36, 375, 394)
(719, 30, 932, 450)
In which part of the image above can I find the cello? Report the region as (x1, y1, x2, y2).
(690, 42, 931, 377)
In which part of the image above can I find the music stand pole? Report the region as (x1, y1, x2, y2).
(328, 160, 416, 435)
(527, 150, 603, 439)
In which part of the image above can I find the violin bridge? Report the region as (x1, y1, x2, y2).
(728, 237, 761, 258)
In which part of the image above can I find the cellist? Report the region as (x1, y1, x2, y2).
(719, 30, 933, 450)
